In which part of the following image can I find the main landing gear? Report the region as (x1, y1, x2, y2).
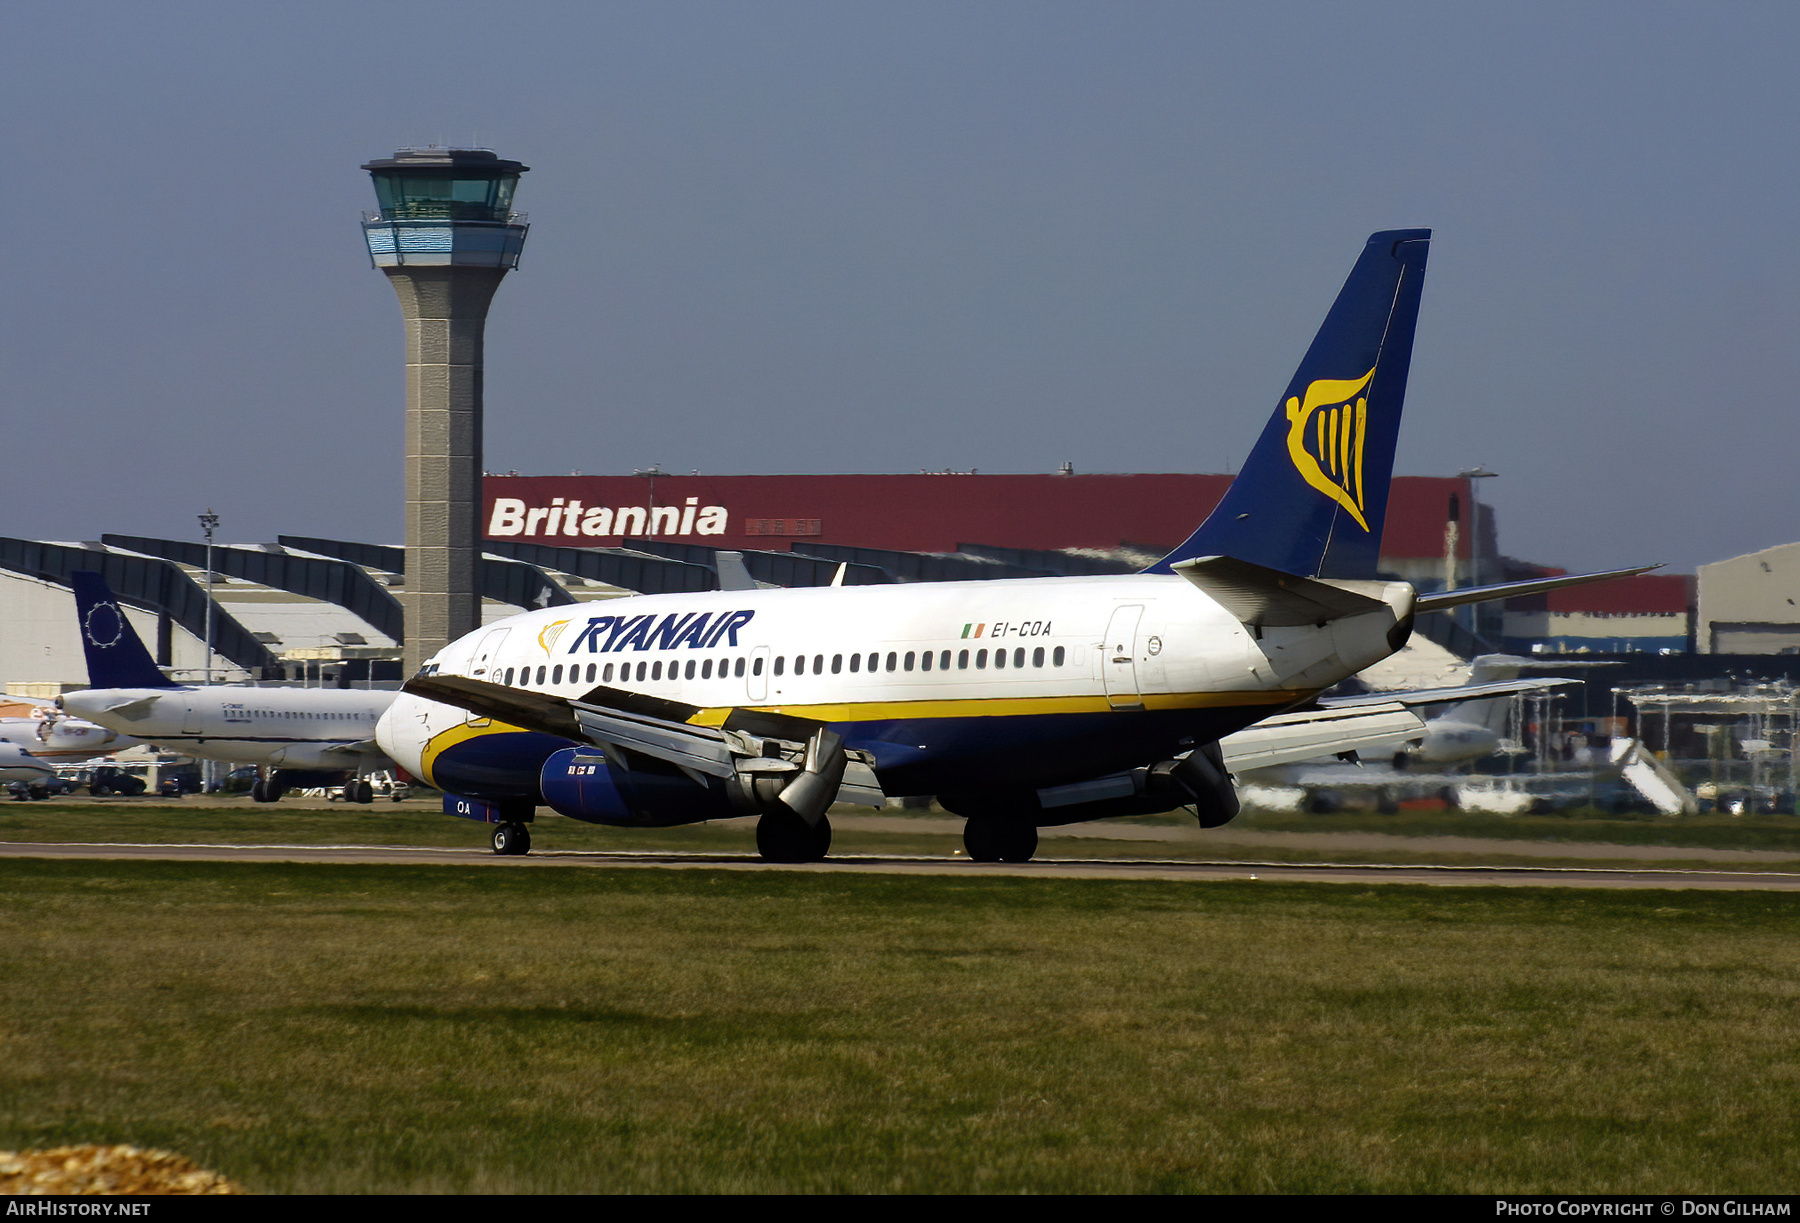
(491, 821, 532, 856)
(962, 817, 1038, 863)
(755, 809, 832, 863)
(250, 777, 285, 803)
(340, 779, 375, 804)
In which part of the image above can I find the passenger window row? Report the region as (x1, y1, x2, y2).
(502, 646, 1067, 689)
(774, 646, 1064, 676)
(505, 657, 749, 688)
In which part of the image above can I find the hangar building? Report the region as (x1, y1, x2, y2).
(1695, 542, 1800, 654)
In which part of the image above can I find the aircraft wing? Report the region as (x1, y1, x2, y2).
(1220, 703, 1427, 772)
(402, 675, 886, 807)
(1316, 677, 1580, 710)
(318, 739, 387, 759)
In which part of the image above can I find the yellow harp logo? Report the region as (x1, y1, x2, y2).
(1285, 368, 1377, 532)
(538, 620, 572, 654)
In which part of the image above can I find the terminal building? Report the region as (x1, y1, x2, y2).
(27, 472, 1800, 698)
(3, 471, 1512, 694)
(478, 471, 1502, 593)
(1501, 571, 1694, 656)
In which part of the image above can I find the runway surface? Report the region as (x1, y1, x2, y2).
(3, 837, 1798, 890)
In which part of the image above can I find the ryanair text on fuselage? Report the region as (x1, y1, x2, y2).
(562, 610, 758, 654)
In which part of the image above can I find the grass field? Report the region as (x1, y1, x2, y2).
(1, 859, 1796, 1193)
(4, 798, 1800, 871)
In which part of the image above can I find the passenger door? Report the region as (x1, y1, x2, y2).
(1101, 605, 1144, 709)
(468, 628, 511, 681)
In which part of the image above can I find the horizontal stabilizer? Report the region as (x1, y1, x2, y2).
(97, 694, 163, 722)
(1317, 677, 1578, 711)
(1172, 555, 1388, 627)
(1414, 566, 1659, 613)
(1220, 703, 1427, 771)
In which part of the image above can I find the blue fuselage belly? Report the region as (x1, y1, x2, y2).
(428, 703, 1293, 805)
(429, 729, 574, 800)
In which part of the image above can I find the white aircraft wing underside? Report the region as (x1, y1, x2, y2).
(1220, 703, 1427, 772)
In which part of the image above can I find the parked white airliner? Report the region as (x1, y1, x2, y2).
(376, 229, 1648, 861)
(56, 572, 396, 802)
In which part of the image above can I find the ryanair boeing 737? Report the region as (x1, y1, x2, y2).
(378, 229, 1648, 861)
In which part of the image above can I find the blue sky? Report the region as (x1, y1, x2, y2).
(3, 1, 1794, 574)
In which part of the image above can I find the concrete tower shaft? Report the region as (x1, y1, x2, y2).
(361, 147, 529, 674)
(389, 267, 505, 668)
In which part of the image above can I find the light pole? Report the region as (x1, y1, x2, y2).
(198, 509, 219, 684)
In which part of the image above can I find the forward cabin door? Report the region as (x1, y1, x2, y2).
(466, 628, 511, 726)
(468, 628, 511, 681)
(1102, 605, 1144, 709)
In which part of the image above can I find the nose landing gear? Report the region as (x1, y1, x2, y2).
(491, 822, 533, 856)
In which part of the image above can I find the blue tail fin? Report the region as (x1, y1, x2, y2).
(1149, 228, 1431, 579)
(69, 570, 180, 689)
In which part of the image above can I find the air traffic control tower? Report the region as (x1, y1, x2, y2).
(361, 147, 530, 674)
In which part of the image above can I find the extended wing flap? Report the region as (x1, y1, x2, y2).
(1171, 555, 1388, 627)
(571, 705, 738, 779)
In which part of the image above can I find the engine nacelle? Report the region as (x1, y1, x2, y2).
(539, 746, 739, 827)
(943, 742, 1240, 828)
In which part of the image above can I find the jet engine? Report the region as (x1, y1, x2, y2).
(539, 746, 737, 827)
(538, 724, 855, 861)
(942, 741, 1240, 828)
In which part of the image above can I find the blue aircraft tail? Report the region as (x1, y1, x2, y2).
(1149, 228, 1431, 580)
(69, 570, 180, 689)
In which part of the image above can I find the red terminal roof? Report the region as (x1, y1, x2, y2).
(1543, 574, 1693, 616)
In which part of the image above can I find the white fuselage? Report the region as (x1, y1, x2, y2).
(380, 573, 1413, 799)
(58, 686, 396, 770)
